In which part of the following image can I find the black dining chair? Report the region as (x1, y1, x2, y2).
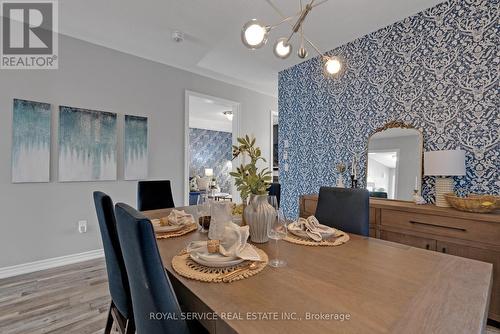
(315, 187, 370, 236)
(137, 180, 175, 211)
(114, 203, 190, 334)
(370, 191, 388, 199)
(269, 182, 281, 207)
(93, 192, 135, 334)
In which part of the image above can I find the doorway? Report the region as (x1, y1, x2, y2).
(184, 91, 241, 206)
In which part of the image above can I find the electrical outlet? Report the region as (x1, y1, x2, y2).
(283, 151, 288, 160)
(78, 220, 88, 233)
(284, 163, 289, 172)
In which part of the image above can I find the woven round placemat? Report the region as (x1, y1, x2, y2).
(155, 223, 197, 239)
(284, 230, 350, 246)
(172, 246, 268, 283)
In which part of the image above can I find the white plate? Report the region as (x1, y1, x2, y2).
(154, 224, 184, 233)
(190, 252, 244, 268)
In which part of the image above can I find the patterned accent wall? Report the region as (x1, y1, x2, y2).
(189, 128, 233, 193)
(279, 0, 499, 218)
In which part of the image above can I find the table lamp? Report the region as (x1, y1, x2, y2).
(424, 150, 465, 207)
(204, 168, 213, 177)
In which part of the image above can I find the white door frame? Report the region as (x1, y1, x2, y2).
(269, 109, 278, 174)
(184, 90, 242, 206)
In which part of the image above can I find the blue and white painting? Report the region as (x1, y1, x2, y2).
(124, 115, 148, 180)
(11, 99, 51, 183)
(59, 106, 117, 182)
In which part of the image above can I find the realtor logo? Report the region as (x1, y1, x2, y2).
(1, 0, 58, 69)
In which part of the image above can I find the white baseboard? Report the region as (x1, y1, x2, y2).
(0, 249, 104, 279)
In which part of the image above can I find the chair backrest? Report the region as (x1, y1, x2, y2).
(315, 187, 370, 236)
(137, 180, 175, 211)
(114, 203, 189, 334)
(370, 191, 388, 199)
(93, 192, 132, 318)
(269, 182, 281, 207)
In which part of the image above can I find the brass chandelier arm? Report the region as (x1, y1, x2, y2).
(303, 34, 327, 59)
(265, 0, 329, 54)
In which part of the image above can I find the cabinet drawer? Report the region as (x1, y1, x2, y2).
(380, 209, 500, 246)
(381, 231, 436, 251)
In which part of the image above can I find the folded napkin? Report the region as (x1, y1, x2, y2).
(288, 216, 336, 242)
(152, 209, 195, 227)
(187, 223, 261, 262)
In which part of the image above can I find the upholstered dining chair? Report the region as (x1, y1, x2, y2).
(93, 192, 135, 334)
(137, 180, 175, 211)
(315, 187, 370, 236)
(269, 182, 281, 207)
(114, 203, 190, 334)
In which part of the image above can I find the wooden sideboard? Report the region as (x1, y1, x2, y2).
(299, 194, 500, 322)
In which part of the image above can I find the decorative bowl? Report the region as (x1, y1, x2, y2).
(444, 193, 500, 213)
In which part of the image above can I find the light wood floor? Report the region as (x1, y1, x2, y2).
(0, 258, 499, 334)
(0, 259, 110, 334)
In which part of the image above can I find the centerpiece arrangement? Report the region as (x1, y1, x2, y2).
(230, 135, 273, 243)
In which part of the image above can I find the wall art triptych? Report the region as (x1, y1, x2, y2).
(124, 115, 148, 180)
(11, 99, 148, 183)
(58, 106, 118, 182)
(11, 99, 51, 183)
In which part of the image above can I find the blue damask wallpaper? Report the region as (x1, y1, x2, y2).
(279, 0, 499, 217)
(189, 128, 233, 193)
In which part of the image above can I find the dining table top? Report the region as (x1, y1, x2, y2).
(142, 206, 493, 334)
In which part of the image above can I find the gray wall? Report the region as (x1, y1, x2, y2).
(0, 34, 277, 267)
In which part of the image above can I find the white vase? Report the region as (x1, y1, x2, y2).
(243, 194, 274, 243)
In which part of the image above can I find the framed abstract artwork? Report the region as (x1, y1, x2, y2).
(58, 106, 117, 181)
(124, 115, 148, 180)
(11, 99, 51, 183)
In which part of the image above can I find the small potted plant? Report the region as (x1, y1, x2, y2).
(230, 135, 273, 243)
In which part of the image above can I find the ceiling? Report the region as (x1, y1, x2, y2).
(58, 0, 444, 96)
(189, 95, 233, 132)
(369, 152, 398, 168)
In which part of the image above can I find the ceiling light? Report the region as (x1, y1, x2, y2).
(241, 19, 269, 49)
(325, 57, 342, 75)
(241, 0, 343, 77)
(171, 31, 184, 43)
(223, 111, 233, 121)
(273, 38, 292, 59)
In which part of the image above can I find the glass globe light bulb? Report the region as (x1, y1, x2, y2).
(273, 38, 292, 59)
(241, 19, 269, 49)
(325, 57, 342, 74)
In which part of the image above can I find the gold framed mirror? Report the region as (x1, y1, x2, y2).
(366, 121, 423, 201)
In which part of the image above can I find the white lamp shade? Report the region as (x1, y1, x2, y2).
(424, 150, 466, 176)
(204, 168, 214, 177)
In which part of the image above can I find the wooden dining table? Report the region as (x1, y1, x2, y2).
(143, 206, 493, 334)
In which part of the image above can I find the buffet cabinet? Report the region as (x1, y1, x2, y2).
(299, 194, 500, 322)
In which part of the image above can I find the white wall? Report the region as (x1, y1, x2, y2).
(0, 34, 277, 268)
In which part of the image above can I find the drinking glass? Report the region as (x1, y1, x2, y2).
(197, 194, 211, 233)
(267, 209, 287, 267)
(268, 195, 279, 210)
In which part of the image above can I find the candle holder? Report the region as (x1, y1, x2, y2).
(350, 175, 358, 188)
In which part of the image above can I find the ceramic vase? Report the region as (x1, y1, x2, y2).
(243, 194, 274, 243)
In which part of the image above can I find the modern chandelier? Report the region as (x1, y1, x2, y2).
(241, 0, 342, 75)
